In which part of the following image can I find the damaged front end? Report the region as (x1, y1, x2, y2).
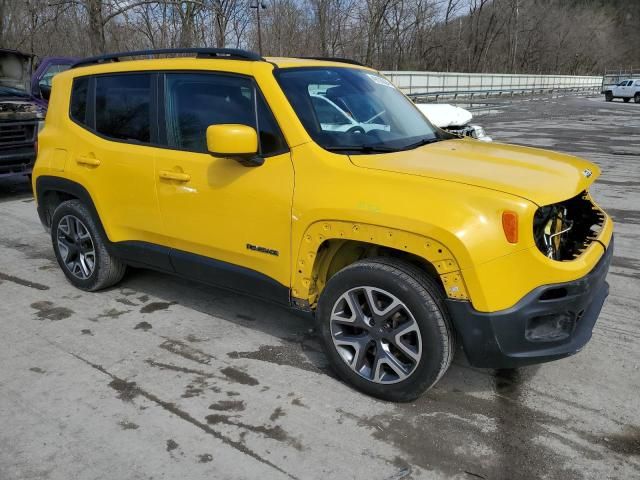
(533, 192, 606, 261)
(0, 49, 43, 177)
(443, 124, 492, 142)
(414, 103, 492, 142)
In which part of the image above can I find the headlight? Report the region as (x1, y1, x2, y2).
(37, 120, 45, 133)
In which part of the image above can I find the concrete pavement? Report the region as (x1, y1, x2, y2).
(0, 94, 638, 480)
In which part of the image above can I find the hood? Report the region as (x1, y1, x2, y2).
(350, 139, 599, 206)
(414, 103, 473, 128)
(0, 49, 33, 96)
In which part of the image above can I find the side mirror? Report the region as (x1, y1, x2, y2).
(39, 83, 52, 101)
(206, 124, 263, 167)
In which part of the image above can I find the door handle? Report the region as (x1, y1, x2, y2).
(76, 156, 101, 167)
(159, 170, 191, 182)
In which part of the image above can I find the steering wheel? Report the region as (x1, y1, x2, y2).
(346, 125, 366, 134)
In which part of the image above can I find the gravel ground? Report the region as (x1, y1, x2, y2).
(0, 94, 638, 480)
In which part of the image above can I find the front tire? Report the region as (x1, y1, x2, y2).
(317, 258, 455, 402)
(51, 200, 126, 291)
(623, 97, 630, 103)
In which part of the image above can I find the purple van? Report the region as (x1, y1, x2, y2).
(0, 49, 74, 178)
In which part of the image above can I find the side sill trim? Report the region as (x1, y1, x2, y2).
(113, 240, 290, 307)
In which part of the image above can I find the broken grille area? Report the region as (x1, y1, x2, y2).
(533, 191, 605, 261)
(0, 122, 35, 147)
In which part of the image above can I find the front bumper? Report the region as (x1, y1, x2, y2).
(0, 119, 38, 177)
(446, 238, 613, 368)
(0, 146, 36, 177)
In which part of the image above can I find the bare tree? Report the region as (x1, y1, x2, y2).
(0, 0, 634, 74)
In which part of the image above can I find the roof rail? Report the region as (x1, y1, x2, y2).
(297, 56, 365, 67)
(71, 48, 263, 69)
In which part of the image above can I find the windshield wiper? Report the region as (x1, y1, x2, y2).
(399, 137, 442, 151)
(326, 136, 445, 154)
(325, 145, 398, 154)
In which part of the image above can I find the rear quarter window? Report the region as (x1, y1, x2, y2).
(70, 77, 89, 125)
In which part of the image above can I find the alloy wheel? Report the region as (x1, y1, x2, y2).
(56, 214, 96, 279)
(330, 286, 422, 384)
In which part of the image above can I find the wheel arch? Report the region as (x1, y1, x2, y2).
(291, 221, 469, 309)
(35, 176, 106, 237)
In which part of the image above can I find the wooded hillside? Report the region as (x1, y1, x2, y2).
(0, 0, 637, 74)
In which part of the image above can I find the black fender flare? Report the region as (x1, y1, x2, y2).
(35, 176, 108, 241)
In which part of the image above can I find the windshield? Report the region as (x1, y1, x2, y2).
(38, 63, 71, 88)
(275, 67, 442, 153)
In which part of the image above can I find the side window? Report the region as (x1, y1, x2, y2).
(70, 77, 89, 126)
(164, 72, 287, 156)
(95, 74, 151, 143)
(256, 89, 288, 156)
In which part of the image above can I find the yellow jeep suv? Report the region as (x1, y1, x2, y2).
(33, 48, 613, 401)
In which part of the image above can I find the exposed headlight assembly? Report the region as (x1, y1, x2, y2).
(533, 192, 605, 261)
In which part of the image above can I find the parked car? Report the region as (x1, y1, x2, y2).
(33, 49, 613, 401)
(0, 49, 73, 178)
(603, 79, 640, 103)
(415, 103, 492, 141)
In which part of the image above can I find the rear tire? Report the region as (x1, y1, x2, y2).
(51, 199, 126, 291)
(317, 257, 455, 402)
(605, 91, 613, 102)
(634, 93, 640, 104)
(623, 97, 630, 103)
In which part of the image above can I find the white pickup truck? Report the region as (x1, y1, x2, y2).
(604, 79, 640, 103)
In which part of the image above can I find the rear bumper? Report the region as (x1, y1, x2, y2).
(446, 238, 613, 368)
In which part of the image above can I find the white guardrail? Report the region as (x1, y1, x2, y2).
(381, 71, 603, 100)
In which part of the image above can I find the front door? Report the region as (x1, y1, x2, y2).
(155, 71, 294, 302)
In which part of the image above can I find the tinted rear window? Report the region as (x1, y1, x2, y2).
(70, 77, 89, 125)
(95, 74, 151, 143)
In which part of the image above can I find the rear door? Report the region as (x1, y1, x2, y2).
(154, 71, 294, 302)
(68, 72, 168, 267)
